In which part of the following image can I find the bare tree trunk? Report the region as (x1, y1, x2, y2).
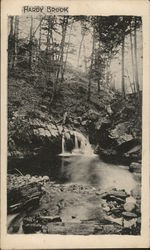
(134, 17, 140, 95)
(9, 16, 14, 37)
(56, 16, 68, 82)
(29, 16, 33, 69)
(97, 40, 101, 93)
(77, 33, 85, 67)
(88, 27, 95, 101)
(121, 35, 126, 98)
(97, 79, 100, 93)
(130, 25, 136, 93)
(14, 16, 19, 67)
(83, 41, 87, 73)
(8, 16, 14, 69)
(126, 69, 134, 93)
(63, 19, 73, 74)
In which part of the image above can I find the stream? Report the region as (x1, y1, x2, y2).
(8, 130, 140, 234)
(8, 130, 138, 193)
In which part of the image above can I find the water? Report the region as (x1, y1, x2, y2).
(8, 130, 138, 193)
(58, 130, 137, 193)
(7, 130, 139, 234)
(59, 155, 137, 193)
(59, 130, 94, 156)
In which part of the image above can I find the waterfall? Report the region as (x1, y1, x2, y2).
(74, 133, 78, 149)
(62, 133, 65, 154)
(60, 130, 94, 156)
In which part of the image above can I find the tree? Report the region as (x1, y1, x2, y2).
(88, 25, 95, 101)
(56, 16, 69, 82)
(29, 16, 33, 69)
(134, 16, 140, 95)
(121, 33, 125, 97)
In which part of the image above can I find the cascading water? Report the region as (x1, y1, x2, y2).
(59, 130, 94, 156)
(62, 133, 65, 155)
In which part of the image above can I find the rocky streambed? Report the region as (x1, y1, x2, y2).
(7, 172, 141, 235)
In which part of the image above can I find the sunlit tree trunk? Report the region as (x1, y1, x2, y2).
(77, 33, 85, 67)
(134, 17, 140, 96)
(13, 16, 19, 68)
(29, 16, 33, 69)
(64, 19, 73, 74)
(121, 35, 126, 98)
(88, 27, 95, 101)
(97, 40, 101, 93)
(130, 25, 136, 93)
(83, 41, 87, 73)
(57, 16, 68, 82)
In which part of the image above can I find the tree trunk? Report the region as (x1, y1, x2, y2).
(97, 79, 100, 93)
(121, 35, 126, 98)
(88, 27, 95, 101)
(57, 16, 68, 82)
(97, 39, 101, 93)
(29, 16, 33, 69)
(8, 16, 14, 69)
(13, 16, 19, 68)
(130, 25, 136, 93)
(134, 17, 140, 95)
(64, 19, 73, 74)
(77, 33, 85, 67)
(83, 41, 87, 73)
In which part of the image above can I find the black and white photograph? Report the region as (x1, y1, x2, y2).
(7, 13, 143, 235)
(1, 0, 150, 249)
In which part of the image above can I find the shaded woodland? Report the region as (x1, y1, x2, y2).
(7, 15, 142, 235)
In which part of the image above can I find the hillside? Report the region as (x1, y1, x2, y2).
(8, 65, 142, 166)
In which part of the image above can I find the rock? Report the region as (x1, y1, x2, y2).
(104, 215, 123, 226)
(23, 223, 42, 234)
(136, 217, 141, 224)
(124, 202, 136, 212)
(108, 190, 128, 199)
(95, 191, 101, 195)
(40, 105, 47, 111)
(129, 162, 141, 173)
(110, 208, 122, 216)
(106, 195, 125, 204)
(102, 204, 110, 212)
(123, 218, 137, 228)
(130, 186, 141, 199)
(126, 196, 136, 204)
(106, 105, 113, 115)
(83, 109, 100, 122)
(25, 174, 31, 178)
(122, 212, 137, 219)
(109, 122, 133, 145)
(135, 205, 141, 215)
(74, 119, 80, 125)
(42, 176, 50, 182)
(39, 216, 62, 223)
(7, 176, 43, 213)
(81, 120, 87, 126)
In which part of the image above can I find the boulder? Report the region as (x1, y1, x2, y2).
(124, 202, 136, 212)
(122, 212, 137, 219)
(123, 218, 137, 228)
(130, 186, 141, 200)
(129, 162, 141, 173)
(83, 109, 100, 122)
(109, 122, 133, 146)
